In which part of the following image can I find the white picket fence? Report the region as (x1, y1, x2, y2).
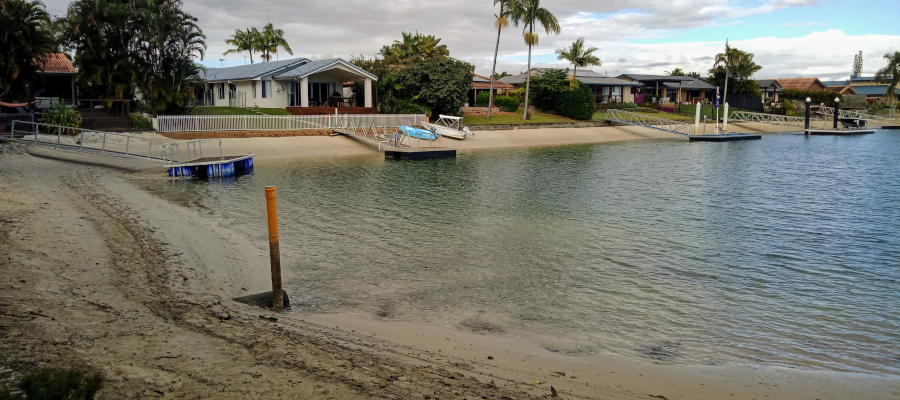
(153, 114, 428, 133)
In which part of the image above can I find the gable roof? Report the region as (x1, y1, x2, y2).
(755, 79, 783, 90)
(472, 74, 513, 89)
(618, 74, 695, 83)
(274, 58, 378, 81)
(827, 85, 858, 95)
(202, 58, 309, 81)
(774, 77, 827, 91)
(658, 76, 717, 90)
(499, 69, 640, 86)
(36, 53, 75, 74)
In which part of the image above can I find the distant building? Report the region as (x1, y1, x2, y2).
(468, 74, 514, 106)
(824, 75, 899, 102)
(754, 79, 783, 103)
(617, 74, 717, 105)
(500, 68, 640, 105)
(773, 78, 828, 92)
(33, 53, 77, 109)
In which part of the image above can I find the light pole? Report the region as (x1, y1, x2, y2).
(219, 58, 224, 68)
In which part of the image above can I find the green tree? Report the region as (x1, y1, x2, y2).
(487, 0, 520, 119)
(554, 37, 600, 87)
(517, 0, 560, 120)
(527, 68, 568, 112)
(707, 46, 762, 96)
(554, 83, 595, 120)
(255, 23, 292, 62)
(685, 71, 702, 78)
(665, 68, 685, 76)
(224, 28, 255, 64)
(387, 57, 473, 117)
(380, 32, 449, 64)
(875, 51, 900, 112)
(492, 71, 512, 80)
(0, 0, 56, 102)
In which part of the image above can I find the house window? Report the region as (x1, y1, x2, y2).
(261, 80, 271, 98)
(309, 82, 336, 106)
(251, 81, 257, 99)
(218, 83, 225, 100)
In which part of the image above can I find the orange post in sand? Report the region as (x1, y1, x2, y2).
(265, 186, 283, 312)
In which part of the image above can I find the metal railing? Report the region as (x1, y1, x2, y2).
(186, 139, 223, 160)
(730, 111, 827, 128)
(153, 114, 428, 133)
(604, 109, 693, 135)
(816, 107, 899, 122)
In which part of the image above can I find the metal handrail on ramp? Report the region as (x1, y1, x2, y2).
(604, 109, 693, 135)
(730, 111, 827, 129)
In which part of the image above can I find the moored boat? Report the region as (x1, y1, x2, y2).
(421, 115, 472, 140)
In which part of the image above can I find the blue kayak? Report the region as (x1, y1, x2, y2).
(399, 126, 440, 140)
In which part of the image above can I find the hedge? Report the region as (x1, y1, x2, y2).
(493, 96, 520, 112)
(554, 85, 596, 120)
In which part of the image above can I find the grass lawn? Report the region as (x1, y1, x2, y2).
(256, 108, 292, 115)
(189, 106, 256, 115)
(464, 110, 573, 125)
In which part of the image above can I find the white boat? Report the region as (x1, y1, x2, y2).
(421, 115, 473, 140)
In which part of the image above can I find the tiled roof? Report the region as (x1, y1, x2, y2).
(827, 85, 857, 95)
(202, 58, 309, 81)
(472, 74, 513, 89)
(274, 58, 378, 81)
(36, 53, 75, 73)
(499, 69, 639, 86)
(618, 74, 695, 83)
(774, 78, 827, 91)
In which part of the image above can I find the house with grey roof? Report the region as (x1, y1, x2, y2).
(617, 74, 717, 105)
(197, 58, 378, 114)
(499, 68, 641, 105)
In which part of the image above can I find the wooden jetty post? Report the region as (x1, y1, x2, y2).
(805, 97, 811, 132)
(265, 186, 283, 312)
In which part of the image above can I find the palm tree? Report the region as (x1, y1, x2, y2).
(708, 46, 762, 96)
(0, 0, 56, 102)
(875, 51, 900, 114)
(487, 0, 520, 119)
(665, 68, 685, 76)
(223, 28, 255, 64)
(382, 32, 449, 64)
(554, 37, 600, 87)
(256, 23, 292, 62)
(517, 0, 560, 120)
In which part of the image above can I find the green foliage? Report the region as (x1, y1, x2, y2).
(41, 101, 82, 134)
(493, 96, 520, 112)
(554, 37, 601, 85)
(781, 99, 796, 116)
(875, 51, 900, 110)
(386, 57, 473, 117)
(131, 113, 153, 130)
(475, 91, 492, 107)
(492, 71, 512, 80)
(0, 0, 57, 102)
(254, 23, 292, 62)
(379, 32, 449, 64)
(528, 69, 569, 112)
(781, 89, 839, 106)
(707, 46, 762, 97)
(621, 102, 638, 109)
(224, 28, 256, 64)
(554, 84, 596, 120)
(0, 367, 103, 400)
(391, 98, 432, 116)
(61, 0, 206, 114)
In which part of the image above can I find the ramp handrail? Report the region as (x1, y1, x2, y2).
(10, 120, 169, 163)
(604, 109, 693, 135)
(816, 106, 898, 122)
(730, 111, 826, 128)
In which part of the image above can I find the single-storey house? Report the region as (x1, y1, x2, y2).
(197, 57, 378, 115)
(824, 76, 899, 102)
(33, 53, 77, 109)
(618, 74, 717, 105)
(468, 74, 514, 106)
(755, 79, 783, 102)
(774, 77, 827, 92)
(499, 68, 640, 105)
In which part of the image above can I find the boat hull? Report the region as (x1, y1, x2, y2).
(421, 122, 469, 140)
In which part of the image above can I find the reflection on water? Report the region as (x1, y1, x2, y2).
(137, 132, 900, 375)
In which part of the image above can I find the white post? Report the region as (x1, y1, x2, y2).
(694, 101, 701, 135)
(300, 77, 309, 107)
(723, 102, 729, 133)
(364, 78, 373, 108)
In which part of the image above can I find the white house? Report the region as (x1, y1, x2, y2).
(197, 58, 378, 114)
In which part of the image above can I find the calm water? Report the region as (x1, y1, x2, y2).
(140, 131, 900, 375)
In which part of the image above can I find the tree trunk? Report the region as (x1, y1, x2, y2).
(488, 20, 503, 120)
(522, 27, 533, 121)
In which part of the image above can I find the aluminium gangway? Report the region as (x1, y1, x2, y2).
(604, 109, 694, 135)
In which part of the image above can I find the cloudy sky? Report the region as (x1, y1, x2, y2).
(43, 0, 899, 80)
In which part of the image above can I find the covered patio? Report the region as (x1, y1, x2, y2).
(275, 59, 377, 115)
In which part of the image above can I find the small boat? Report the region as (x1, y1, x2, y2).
(421, 115, 473, 140)
(399, 125, 440, 140)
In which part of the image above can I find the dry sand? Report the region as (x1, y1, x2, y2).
(2, 126, 898, 399)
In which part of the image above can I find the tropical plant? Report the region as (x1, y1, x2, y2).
(255, 23, 292, 62)
(707, 45, 762, 96)
(487, 0, 520, 119)
(475, 91, 492, 107)
(41, 100, 81, 134)
(875, 51, 900, 112)
(493, 96, 520, 112)
(665, 68, 685, 76)
(380, 32, 449, 64)
(492, 71, 512, 80)
(554, 84, 595, 120)
(224, 28, 256, 64)
(527, 68, 569, 112)
(517, 0, 560, 120)
(384, 57, 473, 117)
(554, 37, 601, 87)
(781, 98, 796, 116)
(685, 71, 702, 78)
(852, 51, 863, 77)
(0, 0, 56, 102)
(621, 101, 637, 109)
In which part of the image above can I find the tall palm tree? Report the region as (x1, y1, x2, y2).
(665, 68, 685, 76)
(554, 37, 600, 87)
(382, 32, 449, 64)
(517, 0, 560, 120)
(256, 23, 292, 62)
(708, 46, 762, 96)
(223, 28, 255, 64)
(875, 51, 900, 113)
(0, 0, 56, 102)
(487, 0, 520, 119)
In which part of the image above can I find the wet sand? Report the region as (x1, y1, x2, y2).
(1, 127, 898, 399)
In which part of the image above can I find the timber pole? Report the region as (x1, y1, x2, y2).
(804, 97, 811, 133)
(265, 186, 283, 312)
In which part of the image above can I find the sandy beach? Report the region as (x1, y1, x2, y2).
(2, 126, 898, 399)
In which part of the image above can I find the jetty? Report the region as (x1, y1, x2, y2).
(5, 120, 253, 178)
(604, 109, 761, 142)
(332, 118, 456, 160)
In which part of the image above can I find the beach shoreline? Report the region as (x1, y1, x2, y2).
(2, 128, 898, 399)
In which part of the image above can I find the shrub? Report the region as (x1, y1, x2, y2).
(621, 102, 638, 109)
(554, 84, 596, 120)
(782, 99, 797, 116)
(392, 98, 432, 117)
(131, 113, 153, 130)
(0, 368, 103, 400)
(493, 96, 520, 112)
(41, 101, 81, 135)
(527, 69, 569, 112)
(474, 91, 491, 107)
(390, 57, 473, 117)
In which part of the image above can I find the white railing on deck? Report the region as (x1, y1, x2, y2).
(154, 114, 428, 133)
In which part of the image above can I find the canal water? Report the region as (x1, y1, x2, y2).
(140, 131, 900, 375)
